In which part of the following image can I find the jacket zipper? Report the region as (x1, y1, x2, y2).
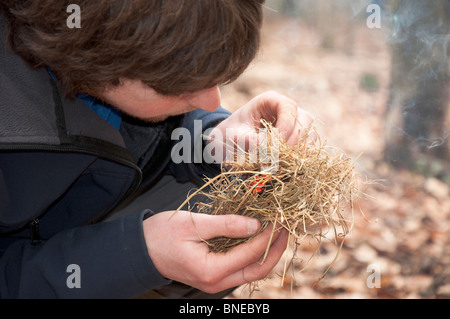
(29, 219, 41, 246)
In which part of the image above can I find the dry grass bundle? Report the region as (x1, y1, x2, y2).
(175, 120, 361, 284)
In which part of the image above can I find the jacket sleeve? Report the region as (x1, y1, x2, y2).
(0, 152, 171, 298)
(168, 106, 231, 184)
(0, 209, 171, 298)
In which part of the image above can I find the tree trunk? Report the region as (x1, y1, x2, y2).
(384, 0, 450, 181)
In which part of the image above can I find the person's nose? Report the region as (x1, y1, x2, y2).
(185, 86, 221, 112)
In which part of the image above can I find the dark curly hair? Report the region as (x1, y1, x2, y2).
(0, 0, 264, 97)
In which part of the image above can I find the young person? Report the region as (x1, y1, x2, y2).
(0, 0, 313, 298)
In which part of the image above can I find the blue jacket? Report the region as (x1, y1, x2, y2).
(0, 14, 230, 298)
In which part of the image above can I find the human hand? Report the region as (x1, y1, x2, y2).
(143, 211, 288, 294)
(207, 91, 315, 159)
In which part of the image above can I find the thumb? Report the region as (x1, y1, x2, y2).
(223, 126, 261, 154)
(190, 213, 261, 241)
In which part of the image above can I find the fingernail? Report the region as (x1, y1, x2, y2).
(248, 219, 260, 235)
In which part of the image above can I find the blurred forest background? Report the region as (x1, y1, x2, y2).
(221, 0, 450, 299)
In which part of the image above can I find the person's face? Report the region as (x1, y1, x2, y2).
(96, 79, 221, 122)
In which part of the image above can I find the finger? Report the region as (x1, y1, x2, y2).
(206, 225, 283, 280)
(189, 213, 262, 241)
(274, 104, 298, 140)
(223, 127, 261, 155)
(241, 229, 289, 282)
(285, 107, 315, 146)
(203, 228, 289, 293)
(255, 92, 298, 136)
